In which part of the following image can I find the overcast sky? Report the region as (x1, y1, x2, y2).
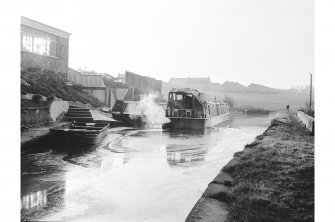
(20, 0, 313, 89)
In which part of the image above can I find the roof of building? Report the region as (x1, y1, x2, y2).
(21, 16, 71, 39)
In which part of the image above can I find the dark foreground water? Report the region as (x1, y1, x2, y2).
(21, 113, 276, 222)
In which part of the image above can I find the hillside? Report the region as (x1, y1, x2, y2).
(21, 68, 104, 108)
(222, 81, 247, 92)
(205, 90, 309, 111)
(247, 83, 282, 94)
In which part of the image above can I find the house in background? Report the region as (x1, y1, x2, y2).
(21, 16, 70, 74)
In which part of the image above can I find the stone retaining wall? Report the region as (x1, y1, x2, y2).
(21, 100, 69, 127)
(21, 107, 51, 127)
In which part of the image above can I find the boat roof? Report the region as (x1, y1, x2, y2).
(169, 88, 208, 104)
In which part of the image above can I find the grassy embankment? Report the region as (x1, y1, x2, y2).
(224, 113, 314, 221)
(187, 112, 314, 222)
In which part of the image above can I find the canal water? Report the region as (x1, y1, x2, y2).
(21, 113, 275, 222)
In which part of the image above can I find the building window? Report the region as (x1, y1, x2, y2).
(21, 32, 57, 58)
(22, 34, 33, 51)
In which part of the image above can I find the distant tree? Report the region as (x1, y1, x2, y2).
(223, 95, 234, 108)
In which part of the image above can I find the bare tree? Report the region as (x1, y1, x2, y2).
(223, 95, 234, 108)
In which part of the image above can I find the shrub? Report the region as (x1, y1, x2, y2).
(32, 94, 43, 104)
(43, 69, 56, 75)
(47, 95, 55, 102)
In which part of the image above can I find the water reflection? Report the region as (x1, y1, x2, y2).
(167, 128, 206, 136)
(21, 182, 66, 221)
(21, 190, 47, 210)
(166, 143, 208, 167)
(100, 152, 129, 170)
(21, 151, 67, 221)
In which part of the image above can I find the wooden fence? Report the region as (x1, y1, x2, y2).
(67, 68, 105, 88)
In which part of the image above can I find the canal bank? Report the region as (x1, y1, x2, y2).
(21, 122, 67, 153)
(186, 112, 314, 222)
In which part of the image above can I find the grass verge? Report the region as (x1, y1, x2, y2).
(223, 113, 314, 222)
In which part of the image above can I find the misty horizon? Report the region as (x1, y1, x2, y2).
(20, 0, 313, 89)
(78, 69, 313, 90)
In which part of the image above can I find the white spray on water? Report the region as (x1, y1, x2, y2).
(127, 93, 171, 128)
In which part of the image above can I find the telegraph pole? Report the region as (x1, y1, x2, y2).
(309, 73, 312, 111)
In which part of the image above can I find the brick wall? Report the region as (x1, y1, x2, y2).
(21, 36, 69, 74)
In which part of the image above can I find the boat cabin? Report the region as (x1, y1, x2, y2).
(166, 88, 229, 119)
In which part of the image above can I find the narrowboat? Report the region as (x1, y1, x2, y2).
(50, 122, 110, 145)
(163, 88, 230, 130)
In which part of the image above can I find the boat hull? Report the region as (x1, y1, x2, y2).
(50, 122, 110, 146)
(112, 112, 143, 128)
(164, 113, 230, 130)
(50, 128, 108, 145)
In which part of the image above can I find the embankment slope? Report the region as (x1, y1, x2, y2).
(21, 69, 103, 108)
(187, 113, 314, 222)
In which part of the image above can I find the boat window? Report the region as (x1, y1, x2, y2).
(169, 93, 176, 100)
(185, 94, 193, 109)
(186, 94, 193, 100)
(176, 94, 183, 101)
